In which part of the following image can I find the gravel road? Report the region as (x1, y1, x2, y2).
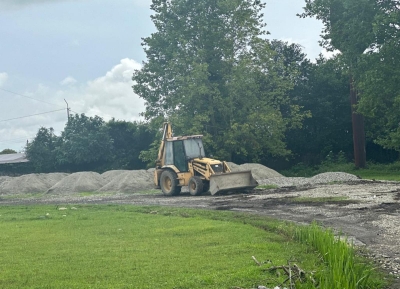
(1, 177, 400, 287)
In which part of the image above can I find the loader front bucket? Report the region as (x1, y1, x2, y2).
(209, 170, 258, 195)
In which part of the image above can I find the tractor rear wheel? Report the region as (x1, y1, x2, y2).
(188, 176, 203, 196)
(160, 170, 181, 196)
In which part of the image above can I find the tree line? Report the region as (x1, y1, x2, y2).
(25, 115, 154, 173)
(21, 0, 400, 173)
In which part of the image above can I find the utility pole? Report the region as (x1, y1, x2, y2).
(64, 99, 70, 122)
(350, 77, 366, 168)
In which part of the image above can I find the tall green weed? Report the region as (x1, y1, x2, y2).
(292, 222, 382, 289)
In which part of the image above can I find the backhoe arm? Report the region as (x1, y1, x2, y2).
(155, 122, 173, 168)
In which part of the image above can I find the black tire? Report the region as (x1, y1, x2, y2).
(160, 170, 181, 196)
(188, 176, 203, 196)
(202, 181, 210, 193)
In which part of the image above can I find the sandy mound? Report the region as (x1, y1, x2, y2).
(0, 176, 10, 185)
(0, 163, 282, 195)
(0, 176, 12, 195)
(0, 174, 50, 195)
(98, 170, 154, 193)
(258, 172, 360, 188)
(47, 172, 106, 194)
(101, 170, 132, 183)
(228, 162, 282, 180)
(38, 173, 70, 187)
(310, 172, 360, 183)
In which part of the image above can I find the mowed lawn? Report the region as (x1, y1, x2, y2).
(0, 205, 322, 289)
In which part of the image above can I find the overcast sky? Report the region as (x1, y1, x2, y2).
(0, 0, 324, 152)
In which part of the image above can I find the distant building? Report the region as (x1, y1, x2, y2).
(0, 153, 29, 164)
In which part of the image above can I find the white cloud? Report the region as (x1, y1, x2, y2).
(0, 0, 79, 10)
(275, 37, 341, 61)
(0, 0, 150, 10)
(321, 49, 341, 59)
(276, 37, 324, 61)
(0, 59, 145, 151)
(60, 76, 77, 86)
(0, 72, 8, 87)
(72, 58, 145, 121)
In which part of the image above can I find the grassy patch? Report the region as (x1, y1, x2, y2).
(0, 205, 321, 289)
(0, 192, 46, 200)
(0, 205, 387, 289)
(351, 166, 400, 181)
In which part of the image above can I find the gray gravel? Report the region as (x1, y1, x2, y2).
(258, 172, 360, 187)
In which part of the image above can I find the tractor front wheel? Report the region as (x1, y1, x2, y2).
(188, 176, 204, 196)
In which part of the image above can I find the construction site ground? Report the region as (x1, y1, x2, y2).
(1, 165, 399, 287)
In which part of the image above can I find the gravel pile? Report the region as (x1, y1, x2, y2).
(0, 164, 361, 195)
(229, 163, 283, 180)
(101, 170, 132, 183)
(46, 172, 106, 195)
(98, 170, 154, 193)
(0, 173, 71, 195)
(0, 176, 10, 186)
(39, 173, 69, 187)
(0, 174, 49, 194)
(0, 176, 12, 195)
(258, 172, 360, 188)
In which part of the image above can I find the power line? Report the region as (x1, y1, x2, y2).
(0, 139, 34, 144)
(0, 109, 65, 122)
(0, 87, 63, 108)
(0, 137, 33, 143)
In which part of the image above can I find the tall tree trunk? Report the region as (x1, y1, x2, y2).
(350, 76, 366, 168)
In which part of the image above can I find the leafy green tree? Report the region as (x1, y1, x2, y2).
(25, 127, 58, 172)
(0, 149, 17, 155)
(301, 0, 377, 57)
(356, 1, 400, 154)
(107, 119, 155, 169)
(56, 114, 113, 171)
(285, 56, 353, 165)
(133, 0, 309, 163)
(299, 0, 380, 167)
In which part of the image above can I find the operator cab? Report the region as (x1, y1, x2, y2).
(164, 135, 205, 172)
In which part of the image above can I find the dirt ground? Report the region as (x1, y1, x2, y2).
(1, 179, 400, 287)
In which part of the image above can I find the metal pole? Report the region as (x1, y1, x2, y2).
(64, 99, 70, 122)
(350, 76, 366, 168)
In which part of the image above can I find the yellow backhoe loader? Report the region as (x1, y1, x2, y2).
(154, 123, 258, 196)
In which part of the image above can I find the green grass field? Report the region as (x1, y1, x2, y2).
(0, 205, 327, 289)
(0, 206, 321, 288)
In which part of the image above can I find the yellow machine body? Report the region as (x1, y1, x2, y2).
(154, 123, 258, 196)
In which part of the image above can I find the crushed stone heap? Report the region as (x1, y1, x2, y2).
(46, 172, 106, 195)
(0, 164, 361, 195)
(98, 170, 154, 193)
